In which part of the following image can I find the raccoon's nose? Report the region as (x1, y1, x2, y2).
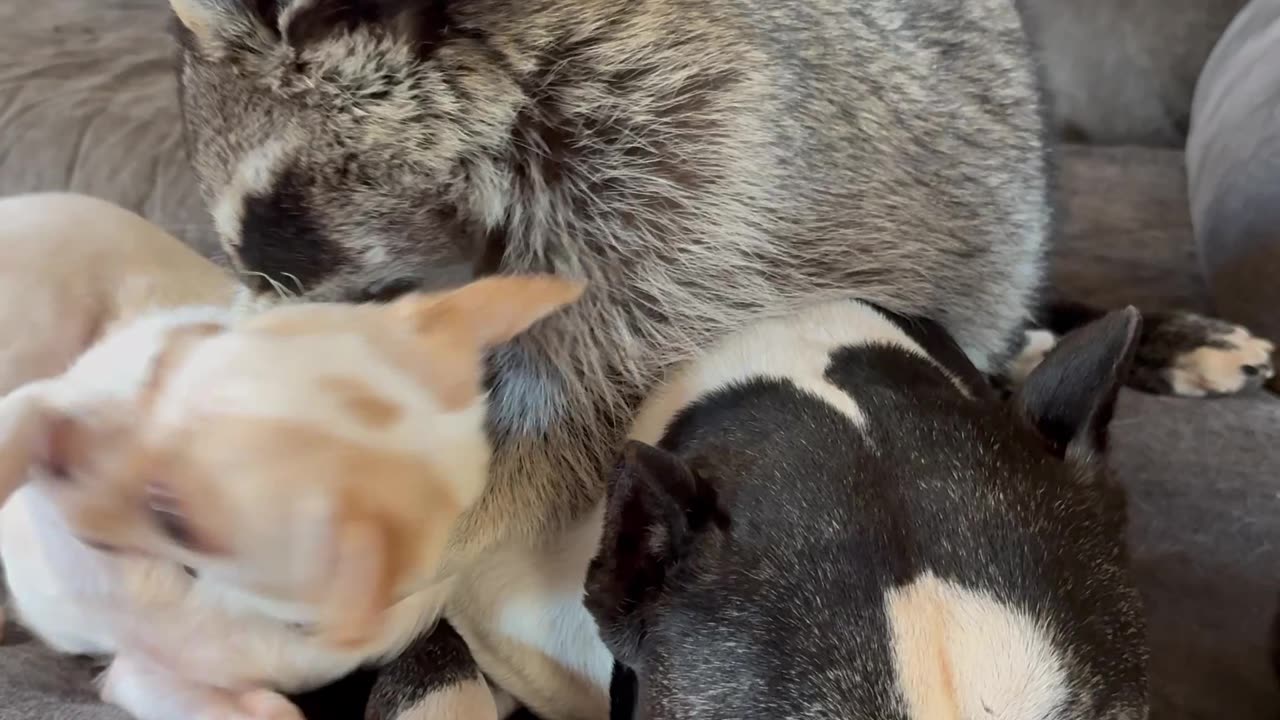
(349, 277, 422, 304)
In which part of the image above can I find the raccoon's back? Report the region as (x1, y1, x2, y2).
(759, 0, 1046, 351)
(538, 0, 1049, 371)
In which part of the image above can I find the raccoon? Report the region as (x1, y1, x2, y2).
(171, 0, 1050, 555)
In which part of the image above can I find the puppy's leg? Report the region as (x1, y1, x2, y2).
(1011, 300, 1275, 397)
(101, 655, 303, 720)
(447, 510, 614, 720)
(366, 620, 501, 720)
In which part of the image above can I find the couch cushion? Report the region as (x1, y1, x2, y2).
(0, 0, 219, 260)
(1052, 144, 1210, 312)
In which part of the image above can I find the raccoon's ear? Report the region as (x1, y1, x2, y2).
(585, 441, 728, 662)
(1014, 307, 1141, 458)
(169, 0, 278, 47)
(169, 0, 218, 44)
(278, 0, 450, 50)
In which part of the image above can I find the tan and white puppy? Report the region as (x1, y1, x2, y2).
(0, 192, 237, 644)
(0, 195, 584, 720)
(33, 276, 585, 645)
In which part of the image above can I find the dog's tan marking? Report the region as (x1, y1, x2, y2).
(140, 323, 226, 410)
(886, 573, 1067, 720)
(318, 375, 404, 428)
(1168, 326, 1275, 397)
(888, 577, 962, 720)
(241, 305, 482, 412)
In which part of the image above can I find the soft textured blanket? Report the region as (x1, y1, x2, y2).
(1, 1, 1278, 718)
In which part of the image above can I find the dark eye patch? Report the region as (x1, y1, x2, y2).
(236, 164, 350, 295)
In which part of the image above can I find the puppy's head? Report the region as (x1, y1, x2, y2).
(587, 310, 1149, 719)
(0, 275, 582, 647)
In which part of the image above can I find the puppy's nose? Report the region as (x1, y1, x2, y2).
(349, 278, 421, 304)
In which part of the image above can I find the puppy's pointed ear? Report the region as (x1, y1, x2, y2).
(391, 275, 586, 350)
(585, 441, 727, 665)
(386, 275, 583, 410)
(1014, 307, 1141, 458)
(0, 388, 76, 506)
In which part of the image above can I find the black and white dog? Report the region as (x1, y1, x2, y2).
(586, 299, 1149, 719)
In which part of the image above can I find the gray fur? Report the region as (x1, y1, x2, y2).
(175, 0, 1049, 549)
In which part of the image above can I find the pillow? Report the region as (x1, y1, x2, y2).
(1187, 0, 1280, 361)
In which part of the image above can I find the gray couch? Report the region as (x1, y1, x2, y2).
(1, 1, 1277, 718)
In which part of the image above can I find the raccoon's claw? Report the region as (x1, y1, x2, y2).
(1156, 324, 1275, 397)
(1008, 310, 1276, 398)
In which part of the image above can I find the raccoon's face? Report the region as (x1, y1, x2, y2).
(173, 0, 523, 303)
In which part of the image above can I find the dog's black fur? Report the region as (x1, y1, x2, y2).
(586, 306, 1150, 719)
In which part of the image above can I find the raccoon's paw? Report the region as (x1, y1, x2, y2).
(1005, 312, 1275, 398)
(1133, 315, 1275, 397)
(236, 690, 305, 720)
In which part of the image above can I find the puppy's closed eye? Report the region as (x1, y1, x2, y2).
(146, 483, 199, 550)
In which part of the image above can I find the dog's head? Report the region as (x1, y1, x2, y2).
(587, 310, 1149, 719)
(0, 275, 582, 647)
(170, 0, 532, 303)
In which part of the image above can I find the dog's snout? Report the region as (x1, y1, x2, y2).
(350, 278, 421, 304)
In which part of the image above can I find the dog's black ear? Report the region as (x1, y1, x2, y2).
(1014, 307, 1141, 458)
(585, 440, 726, 665)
